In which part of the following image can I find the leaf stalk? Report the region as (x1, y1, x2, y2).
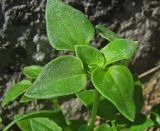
(88, 90, 100, 131)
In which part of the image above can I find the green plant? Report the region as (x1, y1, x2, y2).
(2, 0, 158, 130)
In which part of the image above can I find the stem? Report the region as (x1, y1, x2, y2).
(88, 90, 100, 131)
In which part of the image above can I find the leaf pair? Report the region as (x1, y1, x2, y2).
(2, 65, 42, 106)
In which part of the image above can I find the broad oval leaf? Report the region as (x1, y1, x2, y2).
(30, 118, 62, 131)
(77, 89, 117, 120)
(25, 56, 87, 99)
(46, 0, 94, 50)
(96, 24, 121, 41)
(22, 65, 42, 79)
(91, 65, 135, 121)
(95, 124, 113, 131)
(101, 39, 138, 66)
(3, 109, 67, 131)
(2, 80, 32, 107)
(75, 45, 105, 67)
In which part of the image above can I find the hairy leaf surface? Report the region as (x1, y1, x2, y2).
(46, 0, 94, 50)
(25, 56, 87, 99)
(101, 39, 138, 66)
(92, 65, 135, 121)
(75, 45, 105, 67)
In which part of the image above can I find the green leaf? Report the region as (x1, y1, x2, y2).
(68, 120, 87, 131)
(30, 118, 62, 131)
(2, 80, 32, 106)
(129, 114, 154, 131)
(20, 95, 36, 103)
(151, 104, 160, 128)
(22, 65, 42, 79)
(101, 39, 138, 66)
(78, 125, 89, 131)
(91, 65, 135, 121)
(133, 79, 143, 113)
(46, 0, 94, 50)
(77, 89, 117, 120)
(16, 119, 32, 131)
(115, 114, 154, 131)
(95, 124, 113, 131)
(3, 109, 67, 131)
(75, 45, 105, 67)
(0, 117, 2, 123)
(25, 56, 87, 99)
(96, 24, 121, 41)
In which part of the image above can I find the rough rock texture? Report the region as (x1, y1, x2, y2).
(0, 0, 160, 129)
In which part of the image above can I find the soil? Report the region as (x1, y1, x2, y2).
(0, 0, 160, 130)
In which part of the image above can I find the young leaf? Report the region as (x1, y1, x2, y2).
(3, 109, 67, 131)
(75, 45, 105, 67)
(91, 65, 135, 121)
(46, 0, 94, 50)
(77, 90, 117, 120)
(20, 95, 36, 103)
(25, 56, 87, 99)
(95, 124, 113, 131)
(2, 80, 32, 107)
(22, 65, 42, 79)
(96, 24, 121, 41)
(30, 118, 62, 131)
(101, 39, 138, 66)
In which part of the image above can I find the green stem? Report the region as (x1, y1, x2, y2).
(88, 90, 100, 131)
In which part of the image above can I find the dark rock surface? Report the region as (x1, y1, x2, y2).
(0, 0, 160, 129)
